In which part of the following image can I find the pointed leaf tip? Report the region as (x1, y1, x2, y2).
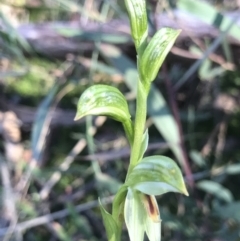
(127, 155, 188, 196)
(74, 113, 82, 121)
(182, 186, 189, 196)
(99, 198, 119, 241)
(139, 28, 181, 85)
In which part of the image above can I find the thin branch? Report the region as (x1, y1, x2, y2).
(0, 195, 114, 237)
(39, 116, 107, 200)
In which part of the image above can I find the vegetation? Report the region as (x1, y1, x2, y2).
(0, 0, 240, 241)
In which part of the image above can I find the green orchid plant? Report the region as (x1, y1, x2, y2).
(74, 0, 188, 241)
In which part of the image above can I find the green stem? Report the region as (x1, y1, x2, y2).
(126, 80, 148, 178)
(123, 120, 134, 147)
(111, 79, 148, 240)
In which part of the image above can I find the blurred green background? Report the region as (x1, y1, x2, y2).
(0, 0, 240, 240)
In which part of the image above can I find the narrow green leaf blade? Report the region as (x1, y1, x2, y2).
(127, 156, 188, 196)
(99, 199, 119, 241)
(147, 88, 185, 168)
(197, 180, 233, 203)
(189, 150, 206, 167)
(112, 185, 128, 225)
(75, 84, 131, 123)
(178, 0, 240, 41)
(124, 188, 145, 241)
(139, 28, 181, 85)
(225, 164, 240, 175)
(31, 83, 60, 163)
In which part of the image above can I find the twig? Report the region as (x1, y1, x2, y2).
(0, 195, 114, 237)
(39, 138, 87, 200)
(16, 63, 76, 196)
(56, 181, 96, 204)
(162, 65, 194, 187)
(201, 123, 220, 157)
(171, 46, 235, 71)
(0, 154, 22, 241)
(174, 14, 240, 90)
(215, 120, 227, 162)
(4, 103, 78, 127)
(39, 116, 107, 200)
(78, 141, 169, 162)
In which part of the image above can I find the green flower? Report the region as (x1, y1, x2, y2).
(124, 155, 189, 241)
(124, 188, 161, 241)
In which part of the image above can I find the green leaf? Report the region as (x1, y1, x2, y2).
(75, 84, 133, 144)
(99, 44, 186, 170)
(32, 83, 60, 163)
(147, 87, 186, 169)
(197, 180, 233, 203)
(99, 199, 119, 241)
(126, 156, 188, 196)
(75, 84, 130, 122)
(139, 28, 181, 85)
(189, 150, 206, 167)
(138, 129, 149, 161)
(225, 164, 240, 175)
(112, 185, 128, 221)
(124, 188, 145, 241)
(124, 0, 148, 50)
(178, 0, 240, 41)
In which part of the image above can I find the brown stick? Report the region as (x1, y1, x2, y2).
(2, 11, 239, 58)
